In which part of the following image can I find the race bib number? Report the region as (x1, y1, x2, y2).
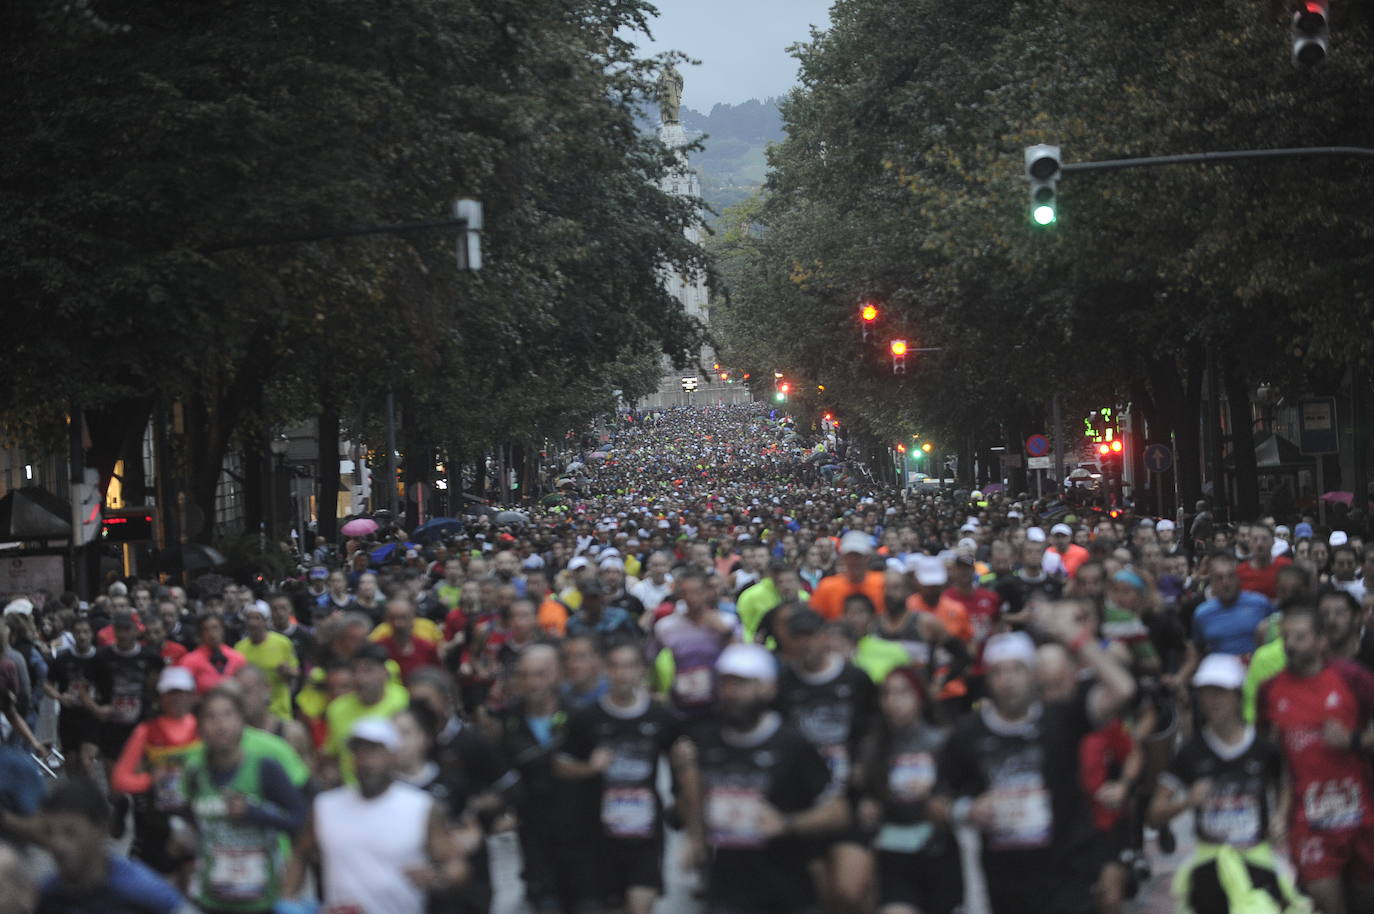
(1201, 793, 1262, 846)
(208, 846, 270, 902)
(821, 744, 850, 788)
(153, 768, 184, 813)
(706, 786, 766, 849)
(875, 821, 934, 854)
(1303, 778, 1363, 832)
(602, 786, 656, 839)
(674, 667, 713, 705)
(112, 692, 142, 724)
(987, 779, 1053, 850)
(888, 752, 936, 803)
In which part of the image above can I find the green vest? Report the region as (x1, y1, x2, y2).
(184, 747, 284, 912)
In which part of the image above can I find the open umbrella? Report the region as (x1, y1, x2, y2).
(412, 517, 463, 543)
(341, 517, 379, 537)
(494, 510, 529, 526)
(465, 504, 500, 519)
(152, 543, 227, 573)
(0, 487, 72, 540)
(1320, 491, 1354, 506)
(369, 543, 399, 565)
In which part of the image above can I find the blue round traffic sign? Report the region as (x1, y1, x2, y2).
(1025, 434, 1050, 458)
(1143, 443, 1173, 473)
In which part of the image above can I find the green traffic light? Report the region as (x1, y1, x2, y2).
(1032, 204, 1056, 226)
(774, 392, 785, 402)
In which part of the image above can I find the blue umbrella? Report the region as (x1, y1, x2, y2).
(412, 517, 464, 543)
(369, 543, 398, 565)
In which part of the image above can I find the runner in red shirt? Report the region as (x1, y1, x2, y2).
(1261, 604, 1374, 914)
(942, 554, 1000, 699)
(1236, 526, 1290, 599)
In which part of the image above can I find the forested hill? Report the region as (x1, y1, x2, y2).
(643, 98, 783, 217)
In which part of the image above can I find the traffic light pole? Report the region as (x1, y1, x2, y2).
(1060, 145, 1374, 176)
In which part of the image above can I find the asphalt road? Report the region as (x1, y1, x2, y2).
(488, 824, 1197, 914)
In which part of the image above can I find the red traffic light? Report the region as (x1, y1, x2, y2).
(897, 443, 906, 453)
(1110, 440, 1123, 453)
(890, 339, 908, 356)
(719, 372, 729, 380)
(1097, 443, 1110, 455)
(860, 303, 879, 322)
(780, 382, 790, 393)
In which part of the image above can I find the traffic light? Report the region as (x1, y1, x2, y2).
(890, 338, 908, 374)
(1024, 145, 1061, 226)
(860, 302, 879, 341)
(1291, 1, 1329, 67)
(921, 441, 933, 453)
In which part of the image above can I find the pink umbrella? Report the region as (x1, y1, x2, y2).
(341, 517, 379, 537)
(1319, 491, 1354, 507)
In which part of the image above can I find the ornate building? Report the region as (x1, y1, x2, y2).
(639, 69, 750, 409)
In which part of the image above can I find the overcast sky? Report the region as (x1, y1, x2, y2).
(635, 0, 833, 110)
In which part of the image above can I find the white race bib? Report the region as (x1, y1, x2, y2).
(602, 786, 656, 839)
(707, 786, 766, 849)
(208, 846, 269, 901)
(888, 752, 936, 803)
(1201, 793, 1261, 846)
(1303, 778, 1363, 832)
(987, 779, 1052, 850)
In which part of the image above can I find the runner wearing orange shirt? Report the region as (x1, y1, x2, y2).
(810, 531, 887, 621)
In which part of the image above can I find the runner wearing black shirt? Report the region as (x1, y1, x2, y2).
(561, 641, 691, 914)
(857, 666, 962, 914)
(940, 604, 1136, 914)
(1148, 653, 1300, 914)
(775, 609, 879, 914)
(87, 615, 163, 761)
(681, 643, 847, 914)
(47, 618, 101, 777)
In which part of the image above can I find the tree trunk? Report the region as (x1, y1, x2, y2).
(317, 398, 340, 543)
(242, 440, 265, 535)
(1224, 362, 1260, 521)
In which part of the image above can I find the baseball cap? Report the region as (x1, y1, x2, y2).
(984, 631, 1038, 668)
(1156, 519, 1175, 532)
(1026, 526, 1047, 543)
(1050, 523, 1073, 537)
(309, 566, 330, 580)
(246, 600, 271, 618)
(1295, 522, 1314, 539)
(1193, 653, 1245, 690)
(348, 717, 401, 750)
(959, 523, 978, 534)
(567, 556, 590, 572)
(839, 531, 873, 555)
(912, 555, 948, 587)
(716, 643, 778, 682)
(157, 666, 196, 694)
(1330, 531, 1349, 547)
(2, 598, 34, 617)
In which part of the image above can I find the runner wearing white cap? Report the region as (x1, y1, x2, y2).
(678, 642, 848, 914)
(940, 604, 1137, 914)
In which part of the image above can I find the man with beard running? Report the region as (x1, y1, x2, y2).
(1261, 603, 1374, 914)
(681, 642, 848, 914)
(283, 717, 469, 914)
(939, 602, 1137, 914)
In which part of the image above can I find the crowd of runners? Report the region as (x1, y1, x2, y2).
(2, 402, 1374, 914)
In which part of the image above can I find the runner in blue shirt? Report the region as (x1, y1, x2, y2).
(1188, 553, 1273, 659)
(36, 778, 186, 914)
